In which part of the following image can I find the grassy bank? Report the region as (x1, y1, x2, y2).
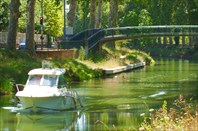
(125, 43, 198, 60)
(83, 46, 155, 69)
(0, 50, 103, 95)
(0, 50, 40, 95)
(0, 47, 153, 95)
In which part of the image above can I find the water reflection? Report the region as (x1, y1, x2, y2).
(0, 59, 198, 130)
(16, 111, 78, 130)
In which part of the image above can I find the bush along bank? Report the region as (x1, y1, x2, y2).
(0, 50, 41, 95)
(0, 48, 154, 95)
(0, 50, 103, 95)
(53, 59, 103, 82)
(126, 43, 198, 60)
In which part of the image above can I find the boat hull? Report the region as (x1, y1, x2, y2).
(17, 95, 76, 112)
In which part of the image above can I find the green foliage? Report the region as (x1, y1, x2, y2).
(126, 53, 138, 63)
(140, 96, 198, 131)
(120, 11, 139, 26)
(88, 48, 108, 63)
(0, 78, 13, 95)
(43, 0, 63, 37)
(78, 46, 86, 60)
(138, 9, 152, 26)
(54, 59, 102, 82)
(5, 0, 198, 36)
(124, 38, 198, 60)
(0, 49, 104, 95)
(0, 50, 41, 95)
(18, 0, 27, 32)
(0, 0, 9, 31)
(126, 50, 155, 65)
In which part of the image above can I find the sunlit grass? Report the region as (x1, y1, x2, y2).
(78, 58, 121, 69)
(94, 96, 197, 131)
(79, 46, 155, 70)
(139, 95, 198, 131)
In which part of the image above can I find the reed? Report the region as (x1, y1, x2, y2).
(139, 95, 198, 131)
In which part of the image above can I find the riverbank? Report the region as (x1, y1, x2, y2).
(126, 44, 198, 60)
(0, 58, 197, 130)
(103, 62, 145, 75)
(0, 48, 154, 95)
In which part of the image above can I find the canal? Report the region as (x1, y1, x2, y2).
(0, 59, 197, 130)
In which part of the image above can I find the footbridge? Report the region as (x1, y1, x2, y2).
(62, 25, 198, 53)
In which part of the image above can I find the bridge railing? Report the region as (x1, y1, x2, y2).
(62, 25, 198, 50)
(87, 29, 105, 49)
(104, 25, 198, 38)
(69, 28, 102, 41)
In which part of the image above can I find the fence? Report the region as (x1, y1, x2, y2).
(0, 32, 47, 47)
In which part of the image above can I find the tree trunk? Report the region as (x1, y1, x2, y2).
(90, 0, 96, 29)
(96, 0, 102, 28)
(6, 0, 20, 50)
(107, 0, 118, 49)
(67, 0, 77, 28)
(26, 0, 36, 55)
(108, 0, 118, 28)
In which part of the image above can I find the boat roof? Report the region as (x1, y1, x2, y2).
(28, 68, 65, 75)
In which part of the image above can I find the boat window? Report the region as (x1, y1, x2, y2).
(58, 75, 66, 88)
(42, 75, 57, 87)
(28, 75, 42, 85)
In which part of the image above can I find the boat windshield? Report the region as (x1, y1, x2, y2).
(28, 75, 42, 85)
(27, 75, 58, 87)
(42, 75, 58, 87)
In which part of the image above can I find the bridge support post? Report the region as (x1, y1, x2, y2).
(163, 37, 167, 46)
(158, 37, 162, 45)
(194, 37, 198, 50)
(98, 42, 102, 55)
(169, 37, 173, 45)
(182, 36, 185, 46)
(85, 39, 88, 59)
(189, 36, 193, 46)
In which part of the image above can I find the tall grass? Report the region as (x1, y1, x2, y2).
(139, 95, 198, 131)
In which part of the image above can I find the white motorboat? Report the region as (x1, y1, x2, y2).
(15, 63, 82, 112)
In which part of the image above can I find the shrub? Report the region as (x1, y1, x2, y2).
(139, 95, 198, 131)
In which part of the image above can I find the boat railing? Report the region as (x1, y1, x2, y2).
(66, 90, 84, 107)
(16, 84, 25, 92)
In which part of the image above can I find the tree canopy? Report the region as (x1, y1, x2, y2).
(3, 0, 198, 34)
(2, 0, 198, 53)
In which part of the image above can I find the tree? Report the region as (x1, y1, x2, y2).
(96, 0, 102, 28)
(119, 10, 138, 26)
(138, 9, 152, 26)
(0, 0, 9, 31)
(6, 0, 21, 50)
(25, 0, 36, 55)
(67, 0, 77, 28)
(43, 0, 63, 37)
(90, 0, 96, 28)
(108, 0, 118, 28)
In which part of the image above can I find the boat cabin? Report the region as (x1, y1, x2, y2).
(25, 68, 66, 88)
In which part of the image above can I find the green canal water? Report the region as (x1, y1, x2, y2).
(0, 59, 197, 130)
